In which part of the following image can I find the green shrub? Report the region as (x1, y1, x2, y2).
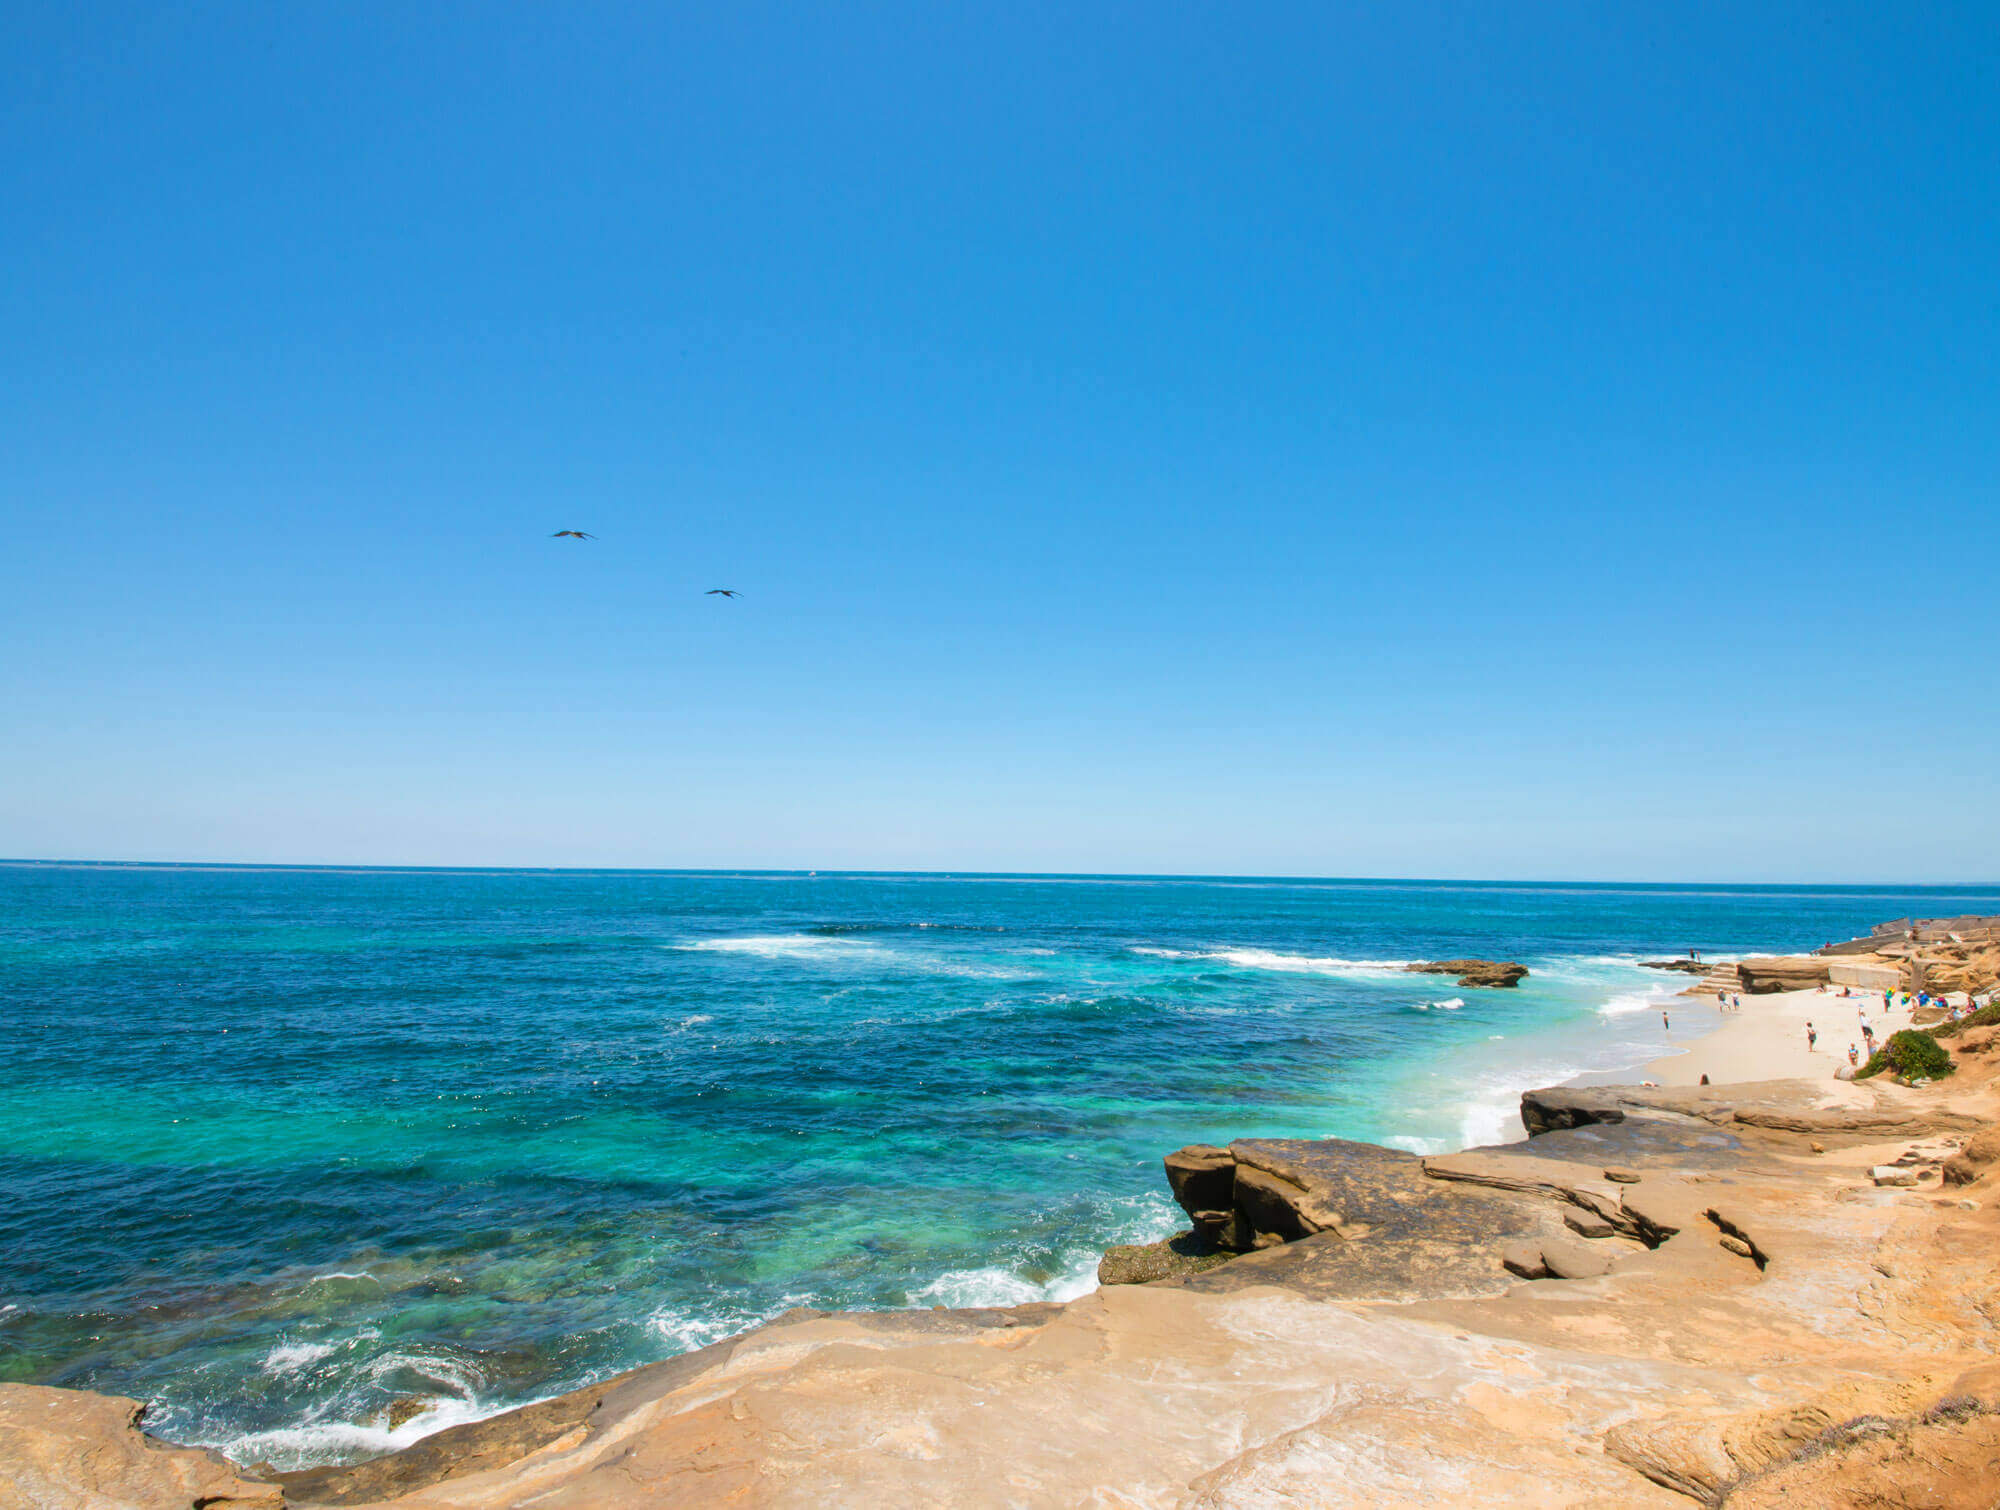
(1933, 1002, 2000, 1039)
(1856, 1028, 1954, 1081)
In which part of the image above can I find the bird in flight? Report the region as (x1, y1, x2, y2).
(706, 588, 741, 598)
(550, 530, 595, 540)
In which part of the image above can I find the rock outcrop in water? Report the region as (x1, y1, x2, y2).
(9, 1065, 2000, 1506)
(1405, 958, 1529, 987)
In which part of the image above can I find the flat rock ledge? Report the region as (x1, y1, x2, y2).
(8, 1071, 2000, 1509)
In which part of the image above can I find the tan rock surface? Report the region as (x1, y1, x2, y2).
(0, 1385, 283, 1509)
(9, 1059, 2000, 1509)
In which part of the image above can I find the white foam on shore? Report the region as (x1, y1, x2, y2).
(210, 1393, 500, 1472)
(1597, 988, 1678, 1017)
(643, 1291, 826, 1357)
(907, 1251, 1103, 1310)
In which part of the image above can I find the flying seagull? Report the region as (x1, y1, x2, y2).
(706, 588, 740, 598)
(550, 530, 595, 540)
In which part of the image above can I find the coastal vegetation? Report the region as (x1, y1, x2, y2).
(1934, 1002, 2000, 1038)
(1856, 1027, 1954, 1082)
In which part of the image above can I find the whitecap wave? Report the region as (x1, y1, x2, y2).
(1130, 945, 1411, 977)
(1597, 989, 1677, 1018)
(680, 934, 869, 959)
(678, 934, 1033, 980)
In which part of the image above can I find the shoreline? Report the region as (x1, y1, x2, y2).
(8, 925, 1999, 1506)
(16, 1015, 1995, 1508)
(1631, 984, 1951, 1089)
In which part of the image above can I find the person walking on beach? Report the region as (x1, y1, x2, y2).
(1807, 1022, 1817, 1052)
(1661, 1008, 1671, 1031)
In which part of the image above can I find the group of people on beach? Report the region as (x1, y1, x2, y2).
(1705, 979, 1989, 1077)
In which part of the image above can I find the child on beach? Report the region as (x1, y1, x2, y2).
(1806, 1022, 1817, 1052)
(1848, 1044, 1859, 1068)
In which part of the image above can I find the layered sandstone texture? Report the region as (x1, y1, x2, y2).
(6, 1073, 2000, 1508)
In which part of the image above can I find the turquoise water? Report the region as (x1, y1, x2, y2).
(3, 864, 1993, 1466)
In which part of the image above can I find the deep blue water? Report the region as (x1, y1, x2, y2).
(3, 864, 1993, 1465)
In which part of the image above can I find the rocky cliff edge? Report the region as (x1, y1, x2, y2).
(7, 1070, 2000, 1509)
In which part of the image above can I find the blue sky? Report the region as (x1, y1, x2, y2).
(3, 2, 1995, 879)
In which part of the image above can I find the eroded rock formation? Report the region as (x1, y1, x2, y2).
(8, 1064, 2000, 1507)
(1406, 958, 1530, 988)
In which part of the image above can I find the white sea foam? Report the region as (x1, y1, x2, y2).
(213, 1393, 499, 1472)
(261, 1340, 338, 1376)
(1130, 945, 1411, 978)
(907, 1251, 1103, 1309)
(643, 1293, 819, 1355)
(300, 1270, 378, 1287)
(681, 934, 868, 959)
(678, 934, 1032, 980)
(1597, 989, 1674, 1018)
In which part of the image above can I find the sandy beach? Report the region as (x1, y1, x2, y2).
(1638, 984, 1924, 1087)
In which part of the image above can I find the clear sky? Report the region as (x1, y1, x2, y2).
(4, 3, 1995, 880)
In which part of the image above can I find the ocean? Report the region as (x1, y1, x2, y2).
(3, 864, 1993, 1467)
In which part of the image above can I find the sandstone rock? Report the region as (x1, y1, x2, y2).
(1097, 1232, 1232, 1286)
(1164, 1145, 1235, 1207)
(0, 1385, 283, 1508)
(1538, 1233, 1617, 1279)
(1500, 1240, 1549, 1279)
(1873, 1165, 1918, 1187)
(387, 1394, 435, 1430)
(1704, 1206, 1771, 1268)
(1407, 959, 1529, 988)
(1519, 1085, 1627, 1136)
(1734, 956, 1833, 993)
(1230, 1159, 1338, 1247)
(1942, 1126, 2000, 1186)
(1894, 1139, 1961, 1167)
(1953, 1024, 2000, 1054)
(1604, 1166, 1642, 1183)
(1564, 1208, 1616, 1238)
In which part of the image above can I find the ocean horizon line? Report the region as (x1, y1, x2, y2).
(2, 855, 1997, 894)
